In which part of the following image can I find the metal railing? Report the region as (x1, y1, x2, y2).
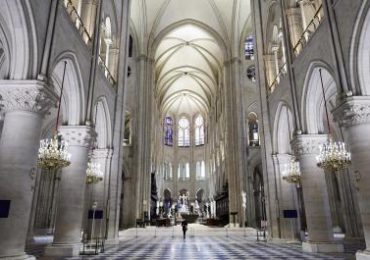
(98, 55, 117, 86)
(268, 63, 287, 93)
(63, 0, 92, 45)
(292, 5, 324, 57)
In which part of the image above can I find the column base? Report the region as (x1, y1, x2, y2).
(302, 241, 344, 253)
(270, 237, 301, 244)
(105, 238, 119, 245)
(356, 250, 370, 260)
(0, 253, 35, 259)
(44, 243, 81, 257)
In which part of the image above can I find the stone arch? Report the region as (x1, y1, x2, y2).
(253, 166, 266, 229)
(265, 1, 280, 51)
(93, 96, 112, 149)
(301, 61, 339, 134)
(179, 188, 188, 195)
(273, 102, 294, 154)
(163, 188, 172, 202)
(128, 24, 139, 58)
(350, 1, 370, 95)
(196, 188, 204, 202)
(247, 112, 260, 147)
(49, 52, 86, 126)
(0, 20, 10, 79)
(239, 14, 254, 59)
(0, 0, 37, 79)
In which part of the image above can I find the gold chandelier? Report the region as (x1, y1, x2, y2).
(38, 134, 71, 170)
(37, 61, 71, 171)
(282, 158, 301, 184)
(315, 69, 351, 171)
(86, 161, 103, 184)
(316, 137, 351, 171)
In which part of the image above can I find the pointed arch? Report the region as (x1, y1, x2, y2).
(0, 0, 38, 79)
(93, 96, 113, 149)
(351, 1, 370, 95)
(301, 61, 339, 134)
(273, 102, 294, 154)
(49, 52, 86, 125)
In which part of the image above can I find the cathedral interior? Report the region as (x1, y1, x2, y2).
(1, 0, 370, 259)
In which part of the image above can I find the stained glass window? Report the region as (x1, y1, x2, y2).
(164, 116, 173, 146)
(247, 65, 256, 82)
(178, 163, 190, 181)
(196, 161, 206, 180)
(194, 115, 204, 145)
(164, 162, 172, 180)
(248, 113, 259, 146)
(245, 36, 254, 60)
(178, 117, 190, 147)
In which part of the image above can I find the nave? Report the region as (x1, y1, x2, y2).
(28, 225, 356, 260)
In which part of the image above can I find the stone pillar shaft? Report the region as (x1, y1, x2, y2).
(333, 97, 370, 259)
(0, 80, 55, 259)
(273, 154, 300, 241)
(292, 134, 343, 252)
(45, 126, 92, 257)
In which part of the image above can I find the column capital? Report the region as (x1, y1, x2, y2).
(59, 125, 93, 147)
(333, 96, 370, 127)
(291, 134, 328, 156)
(273, 153, 295, 164)
(0, 80, 57, 114)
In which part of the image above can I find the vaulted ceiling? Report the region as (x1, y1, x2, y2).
(155, 25, 222, 115)
(130, 0, 252, 117)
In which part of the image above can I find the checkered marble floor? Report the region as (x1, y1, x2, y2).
(61, 235, 347, 260)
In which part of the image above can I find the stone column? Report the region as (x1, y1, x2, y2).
(105, 0, 130, 242)
(286, 7, 303, 48)
(108, 48, 119, 80)
(44, 126, 92, 257)
(278, 29, 287, 73)
(104, 39, 112, 77)
(292, 134, 343, 252)
(0, 80, 55, 259)
(271, 46, 280, 84)
(79, 0, 98, 40)
(92, 149, 112, 214)
(273, 154, 300, 241)
(263, 54, 276, 90)
(223, 57, 248, 227)
(297, 0, 308, 34)
(82, 148, 112, 238)
(333, 97, 370, 259)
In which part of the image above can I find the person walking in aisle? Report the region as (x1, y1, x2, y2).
(181, 220, 188, 239)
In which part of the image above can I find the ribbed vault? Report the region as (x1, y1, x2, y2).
(155, 24, 223, 116)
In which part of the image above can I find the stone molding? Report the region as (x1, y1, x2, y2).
(0, 80, 57, 114)
(333, 96, 370, 127)
(58, 125, 93, 147)
(291, 134, 328, 156)
(275, 153, 295, 164)
(223, 57, 241, 66)
(92, 148, 113, 159)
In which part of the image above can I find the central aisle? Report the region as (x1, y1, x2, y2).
(60, 224, 347, 259)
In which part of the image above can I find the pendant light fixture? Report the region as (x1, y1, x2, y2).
(37, 61, 71, 170)
(315, 69, 351, 171)
(282, 157, 301, 184)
